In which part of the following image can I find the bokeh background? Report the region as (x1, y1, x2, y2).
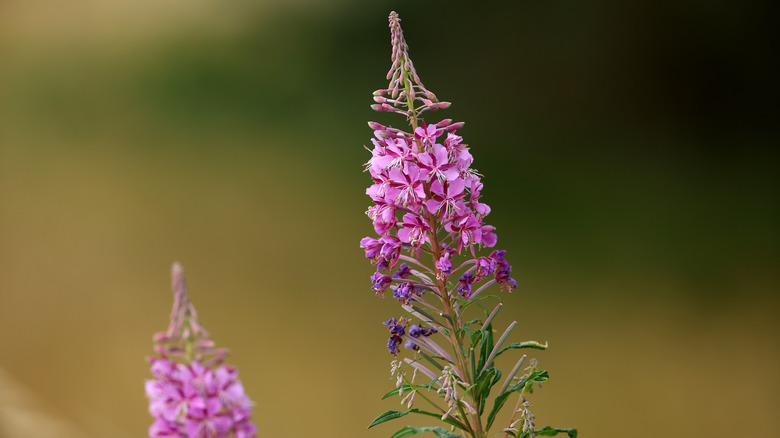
(0, 0, 777, 437)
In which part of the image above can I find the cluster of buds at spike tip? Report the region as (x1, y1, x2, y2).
(145, 262, 257, 438)
(369, 11, 452, 120)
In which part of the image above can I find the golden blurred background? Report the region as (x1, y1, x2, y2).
(1, 0, 777, 437)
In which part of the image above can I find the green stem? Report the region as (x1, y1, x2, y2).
(403, 66, 418, 131)
(425, 213, 485, 438)
(404, 59, 484, 438)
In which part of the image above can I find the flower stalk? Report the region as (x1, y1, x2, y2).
(362, 11, 575, 438)
(145, 262, 257, 438)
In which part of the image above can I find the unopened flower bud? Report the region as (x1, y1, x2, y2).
(373, 89, 387, 96)
(437, 101, 451, 109)
(373, 96, 387, 103)
(368, 121, 387, 130)
(447, 121, 465, 131)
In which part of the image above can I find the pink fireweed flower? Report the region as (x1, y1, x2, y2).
(146, 262, 257, 438)
(397, 213, 432, 247)
(414, 123, 442, 148)
(426, 178, 467, 218)
(388, 162, 428, 208)
(418, 143, 459, 182)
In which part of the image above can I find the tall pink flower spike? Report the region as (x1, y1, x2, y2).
(145, 262, 257, 438)
(362, 12, 575, 438)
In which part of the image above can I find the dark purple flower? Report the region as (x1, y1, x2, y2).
(384, 318, 406, 335)
(497, 272, 517, 292)
(408, 324, 437, 338)
(404, 324, 438, 351)
(393, 262, 412, 279)
(435, 253, 453, 276)
(371, 271, 393, 296)
(378, 236, 403, 268)
(392, 282, 420, 304)
(491, 250, 517, 291)
(474, 257, 496, 281)
(384, 318, 407, 355)
(362, 236, 403, 269)
(388, 336, 403, 355)
(456, 272, 476, 298)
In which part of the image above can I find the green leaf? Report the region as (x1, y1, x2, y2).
(457, 294, 496, 313)
(532, 426, 578, 437)
(470, 328, 483, 347)
(439, 312, 456, 326)
(420, 352, 445, 371)
(477, 327, 494, 372)
(496, 341, 548, 357)
(411, 306, 440, 325)
(470, 347, 477, 382)
(486, 391, 511, 430)
(473, 367, 497, 414)
(367, 409, 466, 431)
(390, 426, 464, 438)
(381, 384, 415, 400)
(368, 410, 411, 429)
(463, 318, 482, 327)
(508, 370, 548, 393)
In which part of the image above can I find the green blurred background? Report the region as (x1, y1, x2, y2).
(0, 0, 777, 437)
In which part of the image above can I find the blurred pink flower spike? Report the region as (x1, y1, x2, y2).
(145, 262, 257, 438)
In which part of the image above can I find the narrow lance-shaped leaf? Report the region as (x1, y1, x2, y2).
(367, 409, 468, 431)
(497, 355, 527, 396)
(481, 321, 516, 372)
(532, 426, 578, 437)
(382, 384, 415, 400)
(496, 340, 548, 357)
(390, 426, 465, 438)
(480, 303, 502, 330)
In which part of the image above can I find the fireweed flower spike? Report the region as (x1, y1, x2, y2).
(146, 262, 257, 438)
(363, 12, 575, 438)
